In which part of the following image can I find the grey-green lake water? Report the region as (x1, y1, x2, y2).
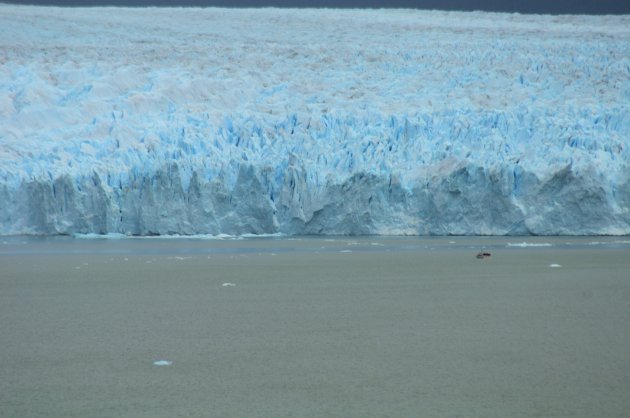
(1, 236, 629, 417)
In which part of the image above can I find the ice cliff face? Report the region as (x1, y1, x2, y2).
(1, 6, 629, 236)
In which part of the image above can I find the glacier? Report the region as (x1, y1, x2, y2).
(1, 6, 629, 236)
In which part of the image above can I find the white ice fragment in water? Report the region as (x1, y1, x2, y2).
(340, 250, 353, 253)
(153, 360, 172, 366)
(507, 242, 553, 247)
(549, 263, 562, 268)
(222, 282, 236, 287)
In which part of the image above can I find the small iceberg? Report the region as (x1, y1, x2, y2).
(507, 242, 553, 248)
(222, 282, 236, 287)
(153, 360, 172, 366)
(549, 263, 562, 268)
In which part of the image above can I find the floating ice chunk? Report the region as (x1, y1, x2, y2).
(222, 282, 236, 287)
(340, 250, 353, 253)
(549, 263, 562, 268)
(507, 242, 553, 248)
(588, 240, 630, 246)
(153, 360, 172, 366)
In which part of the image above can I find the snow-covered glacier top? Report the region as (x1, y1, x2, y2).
(1, 6, 629, 236)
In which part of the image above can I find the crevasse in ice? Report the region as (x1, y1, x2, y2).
(1, 6, 629, 235)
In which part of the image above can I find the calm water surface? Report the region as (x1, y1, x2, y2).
(1, 236, 629, 417)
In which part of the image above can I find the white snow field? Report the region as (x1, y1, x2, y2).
(1, 6, 629, 236)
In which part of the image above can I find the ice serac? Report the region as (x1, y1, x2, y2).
(1, 6, 629, 236)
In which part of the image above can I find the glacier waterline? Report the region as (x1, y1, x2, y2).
(1, 6, 629, 236)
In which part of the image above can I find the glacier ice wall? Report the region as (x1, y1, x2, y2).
(1, 6, 629, 236)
